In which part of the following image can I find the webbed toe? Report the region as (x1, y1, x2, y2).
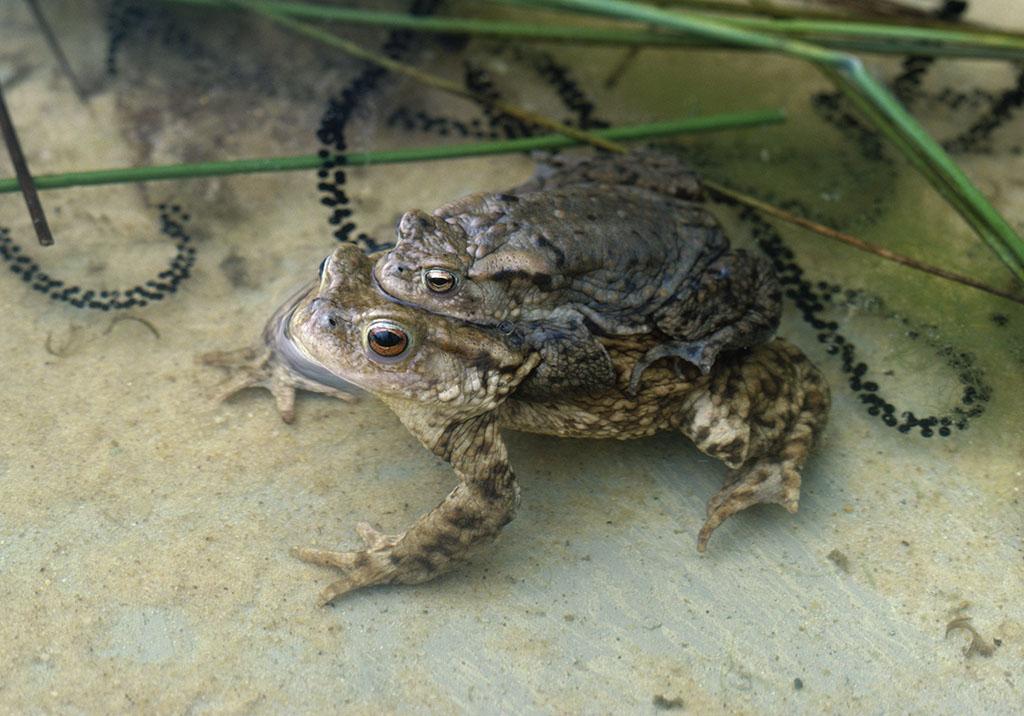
(199, 343, 356, 424)
(293, 522, 417, 605)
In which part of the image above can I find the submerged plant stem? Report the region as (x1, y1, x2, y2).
(0, 86, 53, 246)
(0, 113, 784, 193)
(160, 0, 1024, 60)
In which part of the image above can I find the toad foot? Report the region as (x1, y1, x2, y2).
(200, 345, 355, 424)
(293, 522, 408, 606)
(696, 458, 801, 552)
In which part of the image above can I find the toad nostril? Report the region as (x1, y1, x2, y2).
(318, 307, 341, 330)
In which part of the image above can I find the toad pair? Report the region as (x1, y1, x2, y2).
(203, 150, 830, 605)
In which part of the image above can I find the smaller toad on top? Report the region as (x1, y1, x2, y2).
(373, 149, 782, 394)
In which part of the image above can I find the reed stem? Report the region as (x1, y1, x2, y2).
(0, 113, 784, 193)
(158, 0, 1024, 60)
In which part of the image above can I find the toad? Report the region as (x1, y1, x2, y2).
(373, 149, 781, 395)
(202, 244, 829, 605)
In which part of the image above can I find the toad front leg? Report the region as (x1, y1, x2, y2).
(630, 250, 782, 391)
(294, 414, 519, 604)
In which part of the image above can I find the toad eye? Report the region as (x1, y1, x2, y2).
(424, 268, 457, 293)
(365, 320, 409, 359)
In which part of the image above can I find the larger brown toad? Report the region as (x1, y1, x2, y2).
(203, 244, 829, 605)
(373, 149, 782, 395)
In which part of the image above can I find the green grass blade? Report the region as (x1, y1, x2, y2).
(0, 112, 785, 194)
(157, 0, 1024, 59)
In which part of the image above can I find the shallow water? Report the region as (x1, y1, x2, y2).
(1, 1, 1022, 713)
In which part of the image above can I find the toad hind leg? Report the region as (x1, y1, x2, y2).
(675, 339, 830, 551)
(294, 414, 519, 604)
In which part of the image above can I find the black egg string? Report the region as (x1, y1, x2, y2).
(738, 205, 991, 438)
(685, 128, 992, 439)
(318, 44, 594, 254)
(10, 0, 337, 307)
(106, 0, 201, 77)
(940, 68, 1024, 155)
(386, 106, 492, 140)
(385, 48, 609, 140)
(0, 0, 207, 311)
(0, 0, 441, 304)
(510, 47, 610, 132)
(462, 61, 535, 140)
(385, 48, 607, 141)
(888, 0, 968, 100)
(887, 50, 1024, 155)
(0, 205, 195, 310)
(313, 0, 441, 253)
(105, 0, 147, 76)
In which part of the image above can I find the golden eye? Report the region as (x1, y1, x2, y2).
(424, 268, 457, 293)
(366, 320, 409, 358)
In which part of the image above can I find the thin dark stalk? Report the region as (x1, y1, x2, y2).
(23, 0, 87, 100)
(0, 85, 54, 246)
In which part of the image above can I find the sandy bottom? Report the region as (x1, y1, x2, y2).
(1, 1, 1022, 713)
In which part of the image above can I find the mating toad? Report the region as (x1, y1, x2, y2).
(373, 149, 782, 394)
(203, 244, 829, 604)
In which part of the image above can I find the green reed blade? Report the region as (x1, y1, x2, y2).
(158, 0, 1024, 60)
(0, 112, 785, 194)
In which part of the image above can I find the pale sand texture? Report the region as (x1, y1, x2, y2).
(0, 1, 1022, 713)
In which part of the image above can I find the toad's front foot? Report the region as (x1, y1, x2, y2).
(200, 344, 356, 423)
(628, 339, 712, 393)
(293, 522, 432, 605)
